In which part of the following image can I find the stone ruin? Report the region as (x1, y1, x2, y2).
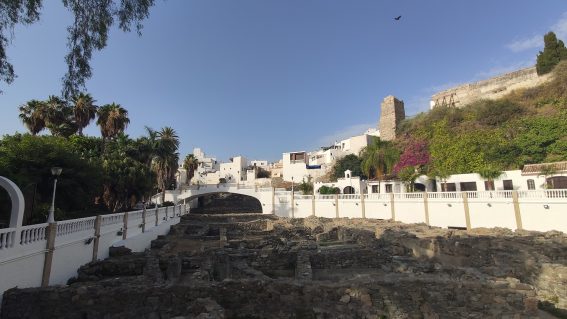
(2, 212, 567, 318)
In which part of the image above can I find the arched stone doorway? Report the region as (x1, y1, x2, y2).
(547, 176, 567, 189)
(343, 186, 355, 194)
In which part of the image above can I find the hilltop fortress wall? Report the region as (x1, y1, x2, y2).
(430, 66, 551, 109)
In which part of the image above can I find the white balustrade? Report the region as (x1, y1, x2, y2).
(0, 228, 17, 250)
(101, 213, 124, 227)
(19, 224, 48, 245)
(127, 210, 144, 221)
(56, 216, 96, 237)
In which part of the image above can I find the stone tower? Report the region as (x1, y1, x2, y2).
(379, 95, 405, 141)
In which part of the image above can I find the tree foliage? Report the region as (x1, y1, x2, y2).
(182, 154, 199, 185)
(331, 154, 364, 181)
(393, 139, 430, 174)
(536, 31, 567, 75)
(0, 134, 103, 223)
(318, 185, 340, 195)
(359, 138, 399, 180)
(0, 0, 155, 97)
(298, 177, 313, 195)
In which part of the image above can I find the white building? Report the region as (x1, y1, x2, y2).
(269, 161, 283, 178)
(335, 133, 376, 156)
(314, 170, 367, 194)
(282, 151, 328, 182)
(193, 147, 220, 184)
(250, 160, 269, 169)
(365, 163, 567, 194)
(219, 156, 248, 183)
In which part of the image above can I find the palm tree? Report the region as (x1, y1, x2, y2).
(137, 126, 159, 167)
(18, 100, 48, 135)
(71, 93, 97, 135)
(152, 127, 180, 202)
(96, 103, 130, 141)
(182, 154, 199, 185)
(360, 138, 399, 182)
(44, 95, 77, 137)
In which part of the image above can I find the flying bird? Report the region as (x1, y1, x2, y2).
(394, 15, 402, 20)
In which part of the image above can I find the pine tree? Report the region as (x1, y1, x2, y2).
(536, 31, 567, 75)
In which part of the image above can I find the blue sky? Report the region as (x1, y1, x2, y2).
(1, 0, 566, 162)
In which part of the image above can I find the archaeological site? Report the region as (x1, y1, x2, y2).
(2, 196, 566, 318)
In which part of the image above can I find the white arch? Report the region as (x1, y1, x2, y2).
(0, 176, 25, 228)
(159, 185, 273, 214)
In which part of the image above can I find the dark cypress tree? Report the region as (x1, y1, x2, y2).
(536, 31, 567, 75)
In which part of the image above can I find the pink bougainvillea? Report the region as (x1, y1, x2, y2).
(393, 140, 430, 174)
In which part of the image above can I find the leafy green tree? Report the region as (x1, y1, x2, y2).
(18, 100, 48, 135)
(397, 166, 422, 192)
(298, 176, 314, 195)
(331, 154, 365, 181)
(536, 31, 567, 75)
(0, 134, 103, 222)
(96, 103, 130, 141)
(509, 115, 567, 165)
(101, 151, 154, 212)
(71, 93, 97, 136)
(359, 138, 399, 181)
(318, 185, 340, 195)
(0, 0, 155, 97)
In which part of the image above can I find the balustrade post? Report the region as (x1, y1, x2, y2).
(335, 194, 339, 218)
(389, 193, 396, 221)
(423, 192, 430, 226)
(361, 194, 365, 219)
(155, 206, 159, 226)
(272, 187, 275, 214)
(462, 192, 471, 231)
(122, 212, 128, 240)
(41, 222, 57, 287)
(92, 216, 102, 262)
(311, 195, 316, 217)
(291, 190, 295, 218)
(512, 191, 523, 230)
(142, 205, 147, 232)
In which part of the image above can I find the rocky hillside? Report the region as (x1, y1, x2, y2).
(396, 61, 567, 176)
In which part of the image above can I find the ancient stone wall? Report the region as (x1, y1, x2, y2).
(430, 66, 551, 109)
(378, 95, 405, 141)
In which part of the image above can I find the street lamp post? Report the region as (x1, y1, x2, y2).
(291, 177, 294, 194)
(48, 167, 62, 223)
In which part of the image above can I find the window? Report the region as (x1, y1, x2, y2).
(441, 183, 456, 192)
(484, 181, 495, 191)
(527, 179, 535, 190)
(371, 185, 379, 193)
(460, 182, 477, 191)
(503, 180, 514, 190)
(385, 184, 393, 193)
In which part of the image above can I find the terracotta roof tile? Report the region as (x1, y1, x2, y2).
(521, 161, 567, 175)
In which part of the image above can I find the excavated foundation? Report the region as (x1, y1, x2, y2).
(2, 213, 567, 319)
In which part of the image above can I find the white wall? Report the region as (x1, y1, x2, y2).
(0, 204, 190, 304)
